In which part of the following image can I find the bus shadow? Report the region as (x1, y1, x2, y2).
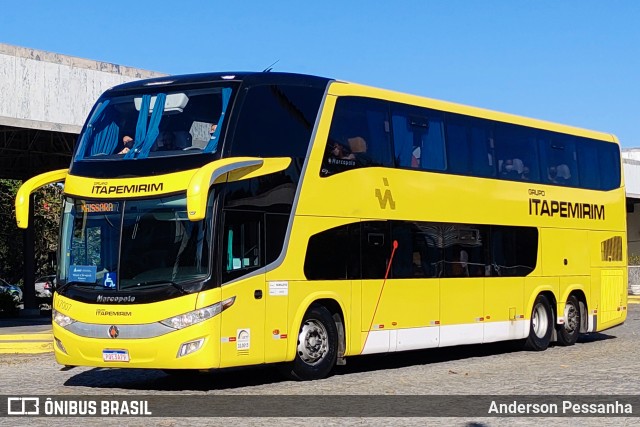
(64, 333, 616, 391)
(334, 332, 616, 377)
(576, 332, 616, 344)
(64, 364, 284, 391)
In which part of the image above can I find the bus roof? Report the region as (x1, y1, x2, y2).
(107, 71, 617, 144)
(329, 80, 617, 143)
(107, 71, 331, 93)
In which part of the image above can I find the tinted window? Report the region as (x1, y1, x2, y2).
(321, 97, 393, 176)
(598, 142, 621, 190)
(303, 224, 360, 280)
(361, 222, 390, 279)
(391, 222, 441, 278)
(222, 173, 296, 283)
(576, 139, 600, 189)
(491, 226, 538, 276)
(74, 85, 236, 161)
(265, 214, 289, 264)
(393, 105, 446, 171)
(445, 113, 496, 177)
(576, 138, 620, 190)
(319, 97, 620, 190)
(230, 84, 324, 159)
(494, 122, 540, 182)
(223, 172, 296, 214)
(305, 220, 538, 281)
(539, 132, 578, 186)
(222, 210, 262, 282)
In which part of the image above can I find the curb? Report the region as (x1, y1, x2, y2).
(0, 333, 53, 354)
(629, 295, 640, 304)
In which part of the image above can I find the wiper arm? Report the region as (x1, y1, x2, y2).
(135, 280, 187, 294)
(57, 281, 100, 292)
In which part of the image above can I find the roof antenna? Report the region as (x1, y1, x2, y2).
(263, 59, 279, 72)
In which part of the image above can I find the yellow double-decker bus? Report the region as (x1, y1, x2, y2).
(16, 72, 627, 380)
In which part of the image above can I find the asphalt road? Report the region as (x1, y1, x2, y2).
(1, 305, 639, 426)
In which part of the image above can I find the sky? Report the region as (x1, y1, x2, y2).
(1, 1, 639, 147)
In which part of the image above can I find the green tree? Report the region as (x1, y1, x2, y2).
(0, 179, 63, 285)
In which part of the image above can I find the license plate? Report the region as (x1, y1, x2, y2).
(102, 349, 130, 362)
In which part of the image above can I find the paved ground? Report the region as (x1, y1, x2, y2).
(0, 304, 639, 425)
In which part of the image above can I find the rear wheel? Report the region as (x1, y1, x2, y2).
(280, 305, 338, 381)
(524, 294, 553, 351)
(556, 295, 581, 346)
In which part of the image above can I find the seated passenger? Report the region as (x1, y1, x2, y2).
(330, 142, 355, 161)
(118, 136, 134, 154)
(155, 132, 176, 151)
(348, 136, 372, 166)
(548, 166, 558, 183)
(411, 146, 421, 168)
(556, 164, 572, 184)
(501, 159, 520, 179)
(321, 140, 356, 176)
(512, 158, 524, 175)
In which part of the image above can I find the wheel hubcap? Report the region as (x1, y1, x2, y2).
(297, 320, 328, 365)
(564, 302, 578, 333)
(532, 303, 548, 338)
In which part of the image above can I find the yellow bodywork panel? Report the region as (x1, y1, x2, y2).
(52, 291, 223, 369)
(63, 170, 195, 199)
(484, 278, 524, 322)
(15, 168, 68, 228)
(187, 156, 291, 221)
(599, 269, 626, 327)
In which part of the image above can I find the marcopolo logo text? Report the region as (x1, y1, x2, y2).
(96, 295, 136, 303)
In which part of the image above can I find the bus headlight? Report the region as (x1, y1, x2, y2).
(160, 296, 235, 330)
(52, 309, 77, 328)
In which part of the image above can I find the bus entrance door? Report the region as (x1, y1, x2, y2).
(219, 274, 266, 367)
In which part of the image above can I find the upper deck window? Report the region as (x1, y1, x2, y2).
(228, 84, 325, 159)
(320, 97, 393, 176)
(74, 85, 234, 161)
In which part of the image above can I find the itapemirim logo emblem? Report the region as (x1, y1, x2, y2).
(375, 178, 396, 210)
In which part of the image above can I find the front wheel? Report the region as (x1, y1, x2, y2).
(280, 305, 338, 381)
(524, 294, 553, 351)
(556, 295, 581, 346)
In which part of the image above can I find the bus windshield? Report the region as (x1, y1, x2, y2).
(58, 194, 212, 291)
(74, 85, 234, 161)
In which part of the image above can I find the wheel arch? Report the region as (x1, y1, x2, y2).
(287, 293, 347, 362)
(525, 286, 557, 322)
(567, 288, 589, 333)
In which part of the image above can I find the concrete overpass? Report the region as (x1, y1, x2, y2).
(0, 43, 165, 179)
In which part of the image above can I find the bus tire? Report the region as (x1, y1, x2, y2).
(281, 305, 338, 381)
(556, 295, 580, 346)
(524, 294, 553, 351)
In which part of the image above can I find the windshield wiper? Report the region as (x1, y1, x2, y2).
(57, 281, 102, 292)
(134, 280, 187, 294)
